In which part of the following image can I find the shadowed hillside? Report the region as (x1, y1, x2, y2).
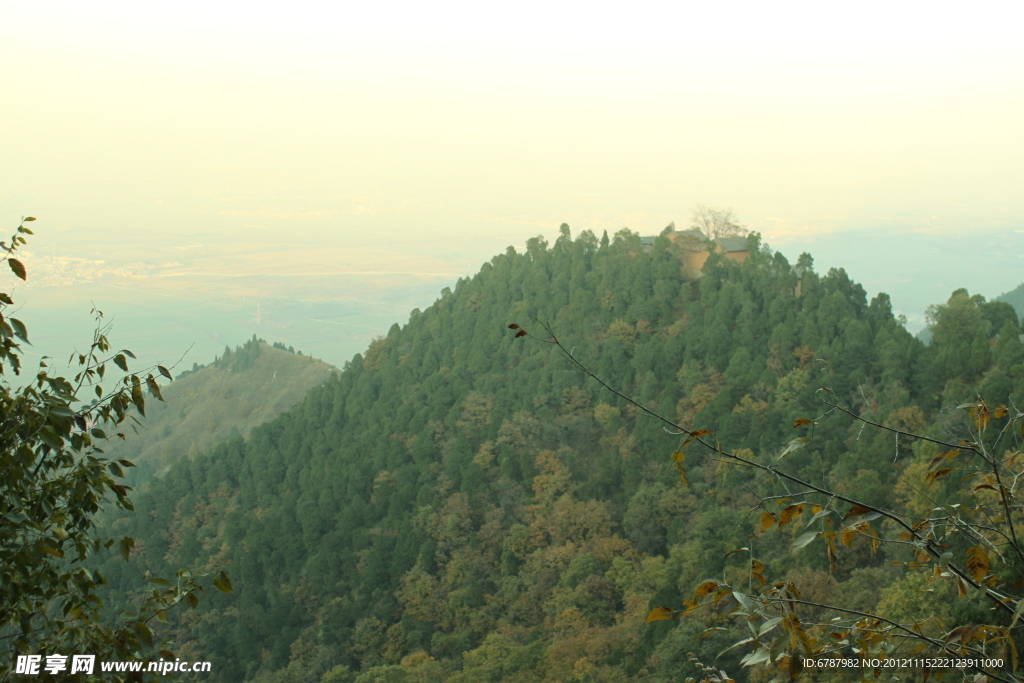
(102, 337, 336, 488)
(997, 281, 1024, 320)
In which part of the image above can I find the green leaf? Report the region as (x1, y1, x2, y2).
(777, 437, 811, 460)
(792, 531, 818, 551)
(213, 571, 233, 594)
(136, 622, 153, 648)
(157, 365, 172, 380)
(0, 292, 12, 304)
(39, 427, 63, 450)
(23, 216, 36, 221)
(146, 375, 164, 401)
(119, 536, 135, 561)
(758, 616, 783, 636)
(716, 637, 754, 660)
(8, 258, 26, 280)
(838, 511, 881, 531)
(130, 376, 146, 416)
(1010, 598, 1024, 630)
(740, 646, 771, 667)
(804, 506, 831, 528)
(10, 318, 28, 342)
(732, 591, 754, 611)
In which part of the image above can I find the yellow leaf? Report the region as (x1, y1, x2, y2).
(842, 504, 874, 520)
(677, 466, 689, 487)
(750, 559, 767, 586)
(862, 523, 880, 555)
(680, 429, 712, 449)
(823, 530, 838, 574)
(694, 580, 719, 600)
(646, 607, 676, 623)
(928, 449, 961, 472)
(8, 258, 26, 281)
(925, 468, 953, 485)
(760, 511, 777, 531)
(966, 546, 990, 582)
(778, 503, 805, 527)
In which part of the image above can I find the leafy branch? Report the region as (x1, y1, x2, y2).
(509, 320, 1023, 682)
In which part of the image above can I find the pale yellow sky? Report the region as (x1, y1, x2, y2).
(1, 1, 1022, 312)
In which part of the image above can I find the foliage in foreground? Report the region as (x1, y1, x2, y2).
(513, 317, 1024, 682)
(0, 218, 230, 681)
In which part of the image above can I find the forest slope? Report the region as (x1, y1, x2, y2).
(101, 338, 335, 488)
(997, 281, 1024, 319)
(98, 227, 1024, 683)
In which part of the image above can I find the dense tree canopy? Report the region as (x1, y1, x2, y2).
(97, 225, 1022, 682)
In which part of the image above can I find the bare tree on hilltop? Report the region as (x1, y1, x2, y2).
(690, 203, 748, 240)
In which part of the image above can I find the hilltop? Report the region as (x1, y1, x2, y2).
(997, 281, 1024, 319)
(96, 227, 1023, 683)
(101, 337, 336, 488)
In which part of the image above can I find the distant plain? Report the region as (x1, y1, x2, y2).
(4, 204, 1020, 379)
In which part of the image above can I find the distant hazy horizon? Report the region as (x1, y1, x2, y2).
(2, 1, 1021, 369)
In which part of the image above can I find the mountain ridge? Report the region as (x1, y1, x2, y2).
(97, 228, 1024, 683)
(100, 336, 336, 489)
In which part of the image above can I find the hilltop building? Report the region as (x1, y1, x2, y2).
(640, 226, 750, 272)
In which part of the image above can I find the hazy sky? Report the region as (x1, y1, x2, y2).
(2, 1, 1023, 349)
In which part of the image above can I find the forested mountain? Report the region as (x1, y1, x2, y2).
(100, 337, 336, 489)
(997, 281, 1024, 319)
(97, 226, 1024, 683)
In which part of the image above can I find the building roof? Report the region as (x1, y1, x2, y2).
(638, 228, 748, 255)
(715, 236, 748, 253)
